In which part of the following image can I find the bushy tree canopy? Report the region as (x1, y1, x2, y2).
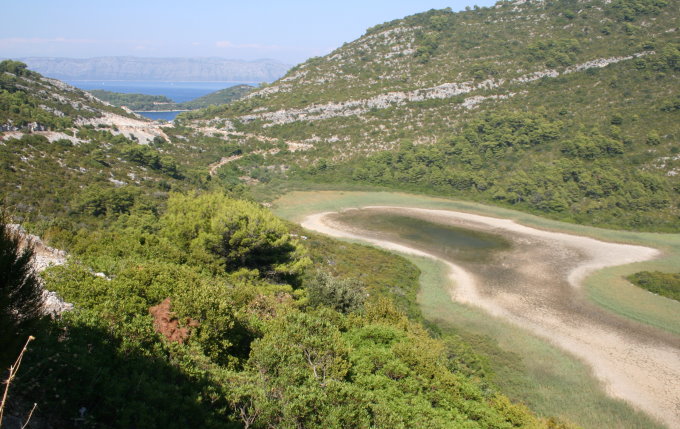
(160, 192, 310, 282)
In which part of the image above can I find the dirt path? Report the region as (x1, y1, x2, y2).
(208, 155, 243, 176)
(301, 207, 680, 428)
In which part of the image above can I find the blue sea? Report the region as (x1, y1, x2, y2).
(67, 80, 257, 121)
(66, 80, 255, 102)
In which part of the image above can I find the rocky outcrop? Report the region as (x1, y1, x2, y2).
(239, 52, 652, 127)
(7, 224, 72, 316)
(1, 122, 20, 132)
(75, 111, 170, 144)
(42, 289, 74, 317)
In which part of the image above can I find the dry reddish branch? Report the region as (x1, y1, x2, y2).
(149, 298, 198, 344)
(0, 336, 35, 427)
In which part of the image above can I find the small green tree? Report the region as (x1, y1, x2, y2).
(160, 192, 310, 282)
(306, 271, 365, 314)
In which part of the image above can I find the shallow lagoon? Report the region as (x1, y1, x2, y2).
(330, 210, 509, 263)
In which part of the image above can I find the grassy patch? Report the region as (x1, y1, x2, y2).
(411, 256, 664, 429)
(288, 223, 422, 320)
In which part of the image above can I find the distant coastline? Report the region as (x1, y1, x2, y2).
(70, 80, 261, 84)
(69, 80, 253, 103)
(133, 110, 190, 113)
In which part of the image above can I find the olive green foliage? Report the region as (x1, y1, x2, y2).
(122, 143, 183, 178)
(88, 90, 174, 111)
(73, 185, 142, 217)
(627, 271, 680, 301)
(609, 0, 668, 21)
(8, 189, 557, 428)
(227, 302, 548, 429)
(527, 39, 581, 68)
(0, 131, 183, 223)
(160, 192, 310, 281)
(305, 111, 675, 230)
(179, 85, 255, 110)
(292, 224, 421, 319)
(0, 220, 43, 364)
(18, 302, 227, 428)
(306, 270, 366, 313)
(0, 60, 31, 76)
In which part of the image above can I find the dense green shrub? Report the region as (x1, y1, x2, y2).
(627, 271, 680, 301)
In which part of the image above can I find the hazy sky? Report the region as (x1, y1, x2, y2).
(1, 0, 496, 64)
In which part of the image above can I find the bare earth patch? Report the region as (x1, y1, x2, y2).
(301, 206, 680, 428)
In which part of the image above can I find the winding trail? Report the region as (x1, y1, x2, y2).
(302, 206, 680, 428)
(208, 154, 243, 176)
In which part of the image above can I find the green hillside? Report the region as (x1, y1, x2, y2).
(0, 60, 137, 129)
(184, 0, 679, 231)
(0, 59, 264, 224)
(179, 84, 255, 110)
(0, 62, 569, 427)
(2, 0, 679, 427)
(88, 90, 175, 111)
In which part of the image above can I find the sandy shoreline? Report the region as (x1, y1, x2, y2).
(301, 206, 680, 428)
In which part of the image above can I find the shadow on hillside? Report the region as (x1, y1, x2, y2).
(9, 321, 240, 429)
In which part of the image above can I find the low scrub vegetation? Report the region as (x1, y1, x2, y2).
(628, 271, 680, 301)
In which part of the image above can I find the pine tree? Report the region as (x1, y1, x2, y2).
(0, 221, 43, 363)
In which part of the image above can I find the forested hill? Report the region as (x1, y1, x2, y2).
(185, 0, 680, 231)
(179, 84, 255, 110)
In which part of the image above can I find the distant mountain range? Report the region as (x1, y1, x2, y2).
(15, 56, 291, 82)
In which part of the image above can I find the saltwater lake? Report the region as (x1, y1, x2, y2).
(330, 210, 509, 263)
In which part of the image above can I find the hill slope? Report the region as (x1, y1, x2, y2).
(185, 0, 679, 230)
(0, 60, 221, 221)
(179, 84, 255, 109)
(0, 62, 573, 429)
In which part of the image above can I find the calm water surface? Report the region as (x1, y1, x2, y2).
(66, 80, 255, 102)
(332, 211, 509, 262)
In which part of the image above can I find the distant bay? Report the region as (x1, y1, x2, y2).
(66, 80, 256, 103)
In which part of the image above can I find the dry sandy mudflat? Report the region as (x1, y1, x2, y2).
(301, 206, 680, 428)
